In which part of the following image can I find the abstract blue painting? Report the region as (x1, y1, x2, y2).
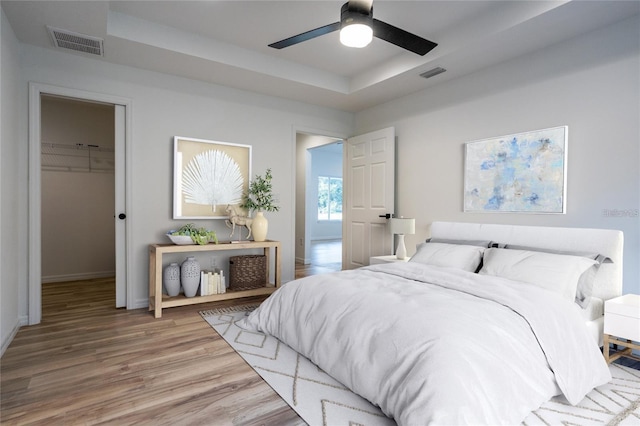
(464, 126, 567, 213)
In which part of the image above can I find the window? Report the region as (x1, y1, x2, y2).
(318, 176, 342, 221)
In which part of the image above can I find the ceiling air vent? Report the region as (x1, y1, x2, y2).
(47, 26, 104, 56)
(420, 67, 446, 79)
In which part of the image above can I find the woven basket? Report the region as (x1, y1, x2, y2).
(229, 255, 267, 290)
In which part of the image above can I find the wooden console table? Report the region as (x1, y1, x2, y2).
(149, 240, 281, 318)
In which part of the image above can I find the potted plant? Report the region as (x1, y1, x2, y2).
(167, 223, 218, 245)
(240, 168, 279, 241)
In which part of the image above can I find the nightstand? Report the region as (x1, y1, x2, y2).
(369, 255, 409, 265)
(603, 294, 640, 364)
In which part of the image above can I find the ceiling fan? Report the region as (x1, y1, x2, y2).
(268, 0, 437, 56)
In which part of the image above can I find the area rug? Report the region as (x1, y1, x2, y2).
(200, 306, 640, 426)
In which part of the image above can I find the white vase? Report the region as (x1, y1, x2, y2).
(163, 262, 181, 297)
(181, 256, 201, 297)
(252, 211, 268, 242)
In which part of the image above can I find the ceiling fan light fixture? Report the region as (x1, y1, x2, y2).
(268, 1, 437, 56)
(340, 23, 373, 48)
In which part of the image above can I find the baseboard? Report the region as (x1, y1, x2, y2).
(41, 271, 115, 283)
(295, 256, 311, 265)
(1, 316, 27, 358)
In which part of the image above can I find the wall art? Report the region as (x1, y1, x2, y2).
(464, 126, 567, 213)
(173, 136, 251, 219)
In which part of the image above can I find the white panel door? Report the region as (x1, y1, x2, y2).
(343, 127, 395, 269)
(114, 105, 126, 308)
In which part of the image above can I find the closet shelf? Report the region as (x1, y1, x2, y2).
(41, 141, 114, 173)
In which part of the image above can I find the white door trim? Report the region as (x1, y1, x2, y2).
(28, 82, 133, 324)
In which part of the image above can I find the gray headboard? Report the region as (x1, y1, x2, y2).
(430, 222, 624, 302)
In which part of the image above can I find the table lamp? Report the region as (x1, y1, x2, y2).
(389, 217, 415, 260)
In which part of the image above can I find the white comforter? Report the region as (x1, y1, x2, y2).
(239, 262, 611, 425)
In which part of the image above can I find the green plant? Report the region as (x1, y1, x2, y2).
(240, 168, 280, 213)
(170, 223, 218, 245)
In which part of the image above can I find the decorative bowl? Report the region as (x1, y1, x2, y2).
(166, 232, 194, 245)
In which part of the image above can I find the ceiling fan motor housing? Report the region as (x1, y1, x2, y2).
(340, 2, 373, 29)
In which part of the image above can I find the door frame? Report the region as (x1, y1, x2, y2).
(28, 82, 133, 324)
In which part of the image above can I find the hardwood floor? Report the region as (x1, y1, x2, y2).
(1, 278, 304, 425)
(294, 239, 342, 279)
(2, 240, 340, 425)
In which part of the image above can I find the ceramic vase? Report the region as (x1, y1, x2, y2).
(181, 256, 201, 297)
(252, 211, 268, 242)
(163, 262, 181, 297)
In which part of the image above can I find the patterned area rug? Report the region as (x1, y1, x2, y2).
(200, 306, 640, 426)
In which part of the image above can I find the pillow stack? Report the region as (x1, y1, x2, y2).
(408, 239, 610, 306)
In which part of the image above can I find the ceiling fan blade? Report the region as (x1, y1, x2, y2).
(372, 19, 437, 56)
(269, 22, 341, 49)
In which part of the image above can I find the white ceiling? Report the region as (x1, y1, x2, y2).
(3, 1, 639, 112)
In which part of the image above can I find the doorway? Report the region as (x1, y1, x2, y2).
(28, 83, 131, 325)
(40, 95, 116, 297)
(295, 133, 343, 277)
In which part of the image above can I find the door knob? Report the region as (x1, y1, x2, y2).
(118, 213, 126, 220)
(378, 213, 391, 219)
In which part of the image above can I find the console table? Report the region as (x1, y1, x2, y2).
(149, 240, 281, 318)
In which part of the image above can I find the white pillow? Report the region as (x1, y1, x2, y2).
(500, 244, 611, 308)
(409, 242, 485, 272)
(479, 248, 598, 302)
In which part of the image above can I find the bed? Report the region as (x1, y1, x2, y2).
(239, 221, 624, 425)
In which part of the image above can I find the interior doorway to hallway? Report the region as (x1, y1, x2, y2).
(295, 132, 343, 277)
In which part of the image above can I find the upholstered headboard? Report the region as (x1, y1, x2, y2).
(430, 222, 624, 302)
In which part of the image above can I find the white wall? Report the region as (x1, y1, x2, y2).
(356, 16, 640, 295)
(14, 43, 354, 315)
(41, 172, 116, 281)
(1, 9, 28, 355)
(41, 97, 116, 282)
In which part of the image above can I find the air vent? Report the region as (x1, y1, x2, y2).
(47, 26, 104, 56)
(420, 67, 446, 79)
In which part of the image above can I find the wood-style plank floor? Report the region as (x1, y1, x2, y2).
(0, 277, 305, 425)
(294, 239, 342, 279)
(1, 241, 342, 425)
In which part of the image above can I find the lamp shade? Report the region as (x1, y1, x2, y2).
(339, 2, 374, 48)
(389, 217, 415, 235)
